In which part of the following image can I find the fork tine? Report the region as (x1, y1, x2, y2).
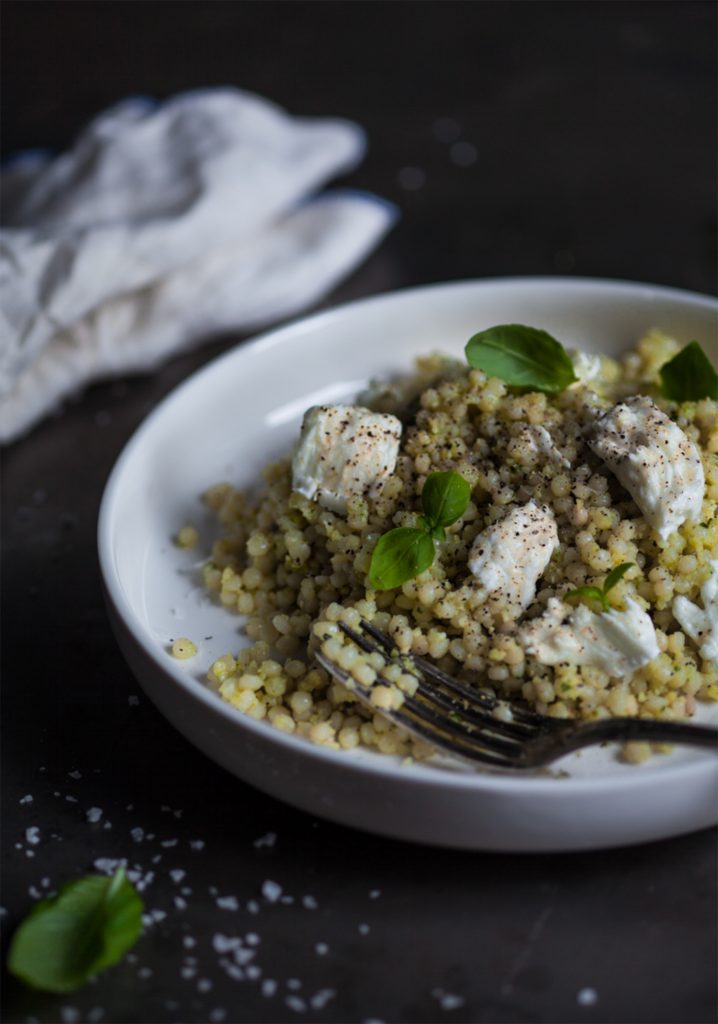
(337, 621, 537, 742)
(314, 651, 518, 769)
(357, 619, 546, 727)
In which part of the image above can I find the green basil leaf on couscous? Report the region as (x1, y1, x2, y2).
(7, 867, 143, 993)
(465, 324, 578, 393)
(566, 562, 635, 612)
(368, 527, 435, 591)
(659, 341, 718, 402)
(421, 470, 471, 529)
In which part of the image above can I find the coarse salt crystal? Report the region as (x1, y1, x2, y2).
(19, 795, 33, 805)
(285, 995, 306, 1013)
(310, 989, 336, 1011)
(577, 988, 598, 1007)
(261, 979, 278, 998)
(170, 869, 186, 884)
(25, 827, 41, 845)
(216, 895, 239, 911)
(261, 880, 282, 903)
(86, 807, 103, 823)
(301, 894, 318, 910)
(190, 840, 205, 851)
(315, 942, 329, 956)
(253, 832, 277, 849)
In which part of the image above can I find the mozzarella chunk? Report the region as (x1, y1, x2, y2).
(520, 597, 660, 678)
(291, 404, 402, 513)
(672, 559, 718, 662)
(468, 501, 559, 616)
(518, 424, 571, 468)
(588, 396, 704, 542)
(569, 349, 602, 385)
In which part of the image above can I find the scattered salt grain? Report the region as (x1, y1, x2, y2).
(431, 988, 466, 1011)
(287, 978, 302, 991)
(174, 897, 188, 910)
(253, 832, 277, 849)
(138, 967, 153, 979)
(246, 965, 262, 980)
(450, 141, 478, 167)
(86, 807, 103, 824)
(25, 849, 35, 858)
(247, 899, 260, 914)
(161, 839, 178, 848)
(94, 857, 123, 875)
(310, 989, 336, 1011)
(68, 770, 82, 780)
(190, 840, 205, 851)
(262, 979, 278, 998)
(208, 1010, 226, 1023)
(213, 934, 241, 954)
(130, 827, 145, 843)
(60, 1007, 80, 1023)
(170, 869, 186, 884)
(315, 942, 329, 956)
(302, 894, 318, 910)
(197, 978, 213, 993)
(369, 889, 381, 899)
(285, 995, 307, 1013)
(216, 896, 239, 911)
(19, 795, 33, 805)
(181, 966, 197, 980)
(245, 932, 260, 946)
(183, 936, 196, 949)
(25, 827, 41, 845)
(41, 877, 50, 888)
(28, 885, 42, 898)
(65, 795, 78, 803)
(358, 923, 370, 935)
(261, 880, 282, 903)
(577, 988, 598, 1007)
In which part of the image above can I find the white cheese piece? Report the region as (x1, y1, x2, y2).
(467, 501, 559, 616)
(518, 424, 571, 468)
(588, 396, 704, 542)
(569, 349, 602, 385)
(520, 596, 660, 678)
(291, 404, 402, 513)
(673, 559, 718, 662)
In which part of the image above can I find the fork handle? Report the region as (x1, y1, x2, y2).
(538, 718, 718, 759)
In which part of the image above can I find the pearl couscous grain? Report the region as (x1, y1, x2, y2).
(201, 332, 717, 762)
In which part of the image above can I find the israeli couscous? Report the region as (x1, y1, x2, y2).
(198, 328, 718, 764)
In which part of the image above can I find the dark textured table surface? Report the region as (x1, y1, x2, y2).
(2, 3, 717, 1023)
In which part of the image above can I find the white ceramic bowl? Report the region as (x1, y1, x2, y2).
(98, 277, 718, 852)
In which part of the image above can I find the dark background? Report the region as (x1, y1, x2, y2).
(2, 3, 717, 1023)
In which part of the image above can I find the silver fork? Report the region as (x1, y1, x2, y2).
(315, 618, 718, 770)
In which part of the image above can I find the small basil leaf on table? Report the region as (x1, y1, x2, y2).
(659, 341, 718, 402)
(7, 867, 143, 993)
(465, 324, 578, 393)
(422, 470, 472, 528)
(368, 527, 436, 591)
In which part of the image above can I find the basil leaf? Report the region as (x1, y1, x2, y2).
(368, 527, 435, 590)
(602, 561, 634, 596)
(565, 586, 607, 611)
(8, 867, 143, 993)
(659, 341, 718, 402)
(465, 324, 578, 393)
(421, 471, 471, 528)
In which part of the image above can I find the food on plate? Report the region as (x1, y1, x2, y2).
(200, 327, 717, 763)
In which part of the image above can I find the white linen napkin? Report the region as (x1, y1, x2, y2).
(0, 89, 397, 443)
